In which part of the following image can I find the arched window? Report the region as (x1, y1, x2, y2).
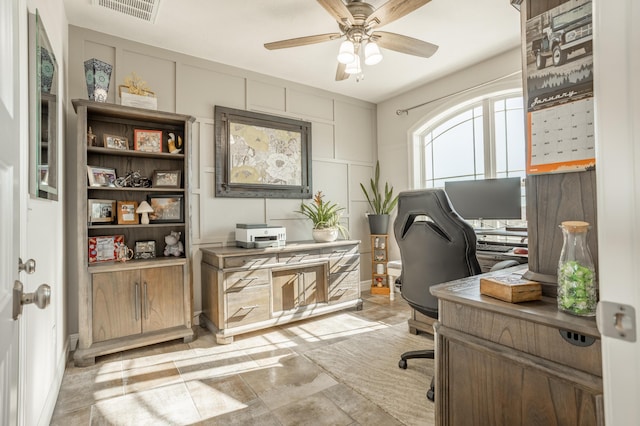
(414, 91, 527, 228)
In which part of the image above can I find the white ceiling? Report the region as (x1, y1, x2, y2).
(63, 0, 522, 104)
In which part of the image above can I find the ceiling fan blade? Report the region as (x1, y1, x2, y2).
(374, 31, 438, 58)
(264, 33, 341, 50)
(317, 0, 355, 25)
(335, 62, 349, 81)
(366, 0, 432, 28)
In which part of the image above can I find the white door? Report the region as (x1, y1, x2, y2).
(0, 0, 22, 424)
(594, 0, 640, 424)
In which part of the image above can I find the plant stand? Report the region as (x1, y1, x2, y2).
(370, 234, 390, 295)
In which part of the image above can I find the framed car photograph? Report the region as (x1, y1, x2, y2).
(152, 170, 182, 188)
(134, 129, 163, 153)
(87, 165, 117, 187)
(88, 235, 124, 263)
(103, 134, 129, 150)
(117, 200, 139, 225)
(134, 240, 156, 259)
(88, 199, 116, 224)
(147, 194, 184, 223)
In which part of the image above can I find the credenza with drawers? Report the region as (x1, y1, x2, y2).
(200, 240, 362, 344)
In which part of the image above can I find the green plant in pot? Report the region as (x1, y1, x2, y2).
(297, 191, 349, 242)
(360, 161, 399, 235)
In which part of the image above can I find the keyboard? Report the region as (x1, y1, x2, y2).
(476, 243, 512, 253)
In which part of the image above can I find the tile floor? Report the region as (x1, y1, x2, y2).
(51, 292, 431, 425)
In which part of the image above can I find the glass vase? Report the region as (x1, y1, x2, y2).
(557, 221, 597, 316)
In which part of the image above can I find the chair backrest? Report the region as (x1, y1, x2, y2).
(393, 189, 481, 318)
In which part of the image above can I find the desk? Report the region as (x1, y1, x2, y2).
(476, 249, 527, 273)
(430, 265, 603, 425)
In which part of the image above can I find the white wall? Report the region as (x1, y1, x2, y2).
(375, 47, 523, 259)
(66, 26, 378, 334)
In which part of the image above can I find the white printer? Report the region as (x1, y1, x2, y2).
(235, 224, 286, 248)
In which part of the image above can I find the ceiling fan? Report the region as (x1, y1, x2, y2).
(264, 0, 439, 81)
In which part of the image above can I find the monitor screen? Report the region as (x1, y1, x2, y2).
(444, 177, 522, 220)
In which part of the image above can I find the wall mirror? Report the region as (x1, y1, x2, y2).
(29, 10, 58, 200)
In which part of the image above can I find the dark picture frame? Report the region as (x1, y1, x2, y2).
(134, 240, 156, 259)
(147, 194, 184, 223)
(214, 105, 312, 198)
(152, 170, 182, 188)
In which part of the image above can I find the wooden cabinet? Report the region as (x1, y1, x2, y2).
(69, 100, 195, 366)
(431, 266, 603, 425)
(370, 234, 390, 295)
(201, 241, 363, 344)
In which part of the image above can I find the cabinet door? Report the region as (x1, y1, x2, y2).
(272, 264, 326, 312)
(92, 270, 141, 342)
(141, 265, 185, 333)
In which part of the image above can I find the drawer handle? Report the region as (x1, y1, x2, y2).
(288, 254, 307, 263)
(134, 283, 140, 321)
(240, 304, 259, 310)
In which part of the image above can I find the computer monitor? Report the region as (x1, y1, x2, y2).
(444, 177, 522, 221)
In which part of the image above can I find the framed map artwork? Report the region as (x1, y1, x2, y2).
(214, 106, 312, 198)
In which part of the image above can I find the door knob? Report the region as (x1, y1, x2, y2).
(12, 281, 51, 320)
(18, 257, 36, 274)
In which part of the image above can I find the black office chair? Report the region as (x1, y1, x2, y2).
(394, 188, 482, 401)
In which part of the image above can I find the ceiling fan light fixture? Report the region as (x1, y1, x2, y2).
(337, 40, 355, 64)
(364, 41, 383, 65)
(345, 55, 362, 74)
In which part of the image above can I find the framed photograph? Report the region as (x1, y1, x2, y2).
(152, 170, 182, 188)
(134, 129, 163, 153)
(87, 165, 117, 187)
(147, 194, 184, 223)
(134, 240, 156, 260)
(103, 134, 129, 150)
(214, 105, 312, 199)
(88, 235, 124, 263)
(116, 200, 139, 225)
(88, 199, 116, 224)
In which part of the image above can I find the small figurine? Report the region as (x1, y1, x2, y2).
(87, 126, 97, 146)
(168, 132, 182, 154)
(164, 231, 184, 257)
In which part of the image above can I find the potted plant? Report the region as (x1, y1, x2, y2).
(297, 191, 349, 242)
(360, 160, 399, 235)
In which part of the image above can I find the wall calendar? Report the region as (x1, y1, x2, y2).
(524, 0, 595, 174)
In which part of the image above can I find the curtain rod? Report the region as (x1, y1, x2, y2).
(395, 70, 522, 116)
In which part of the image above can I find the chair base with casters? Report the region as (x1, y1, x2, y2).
(398, 349, 436, 401)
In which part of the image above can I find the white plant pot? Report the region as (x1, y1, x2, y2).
(312, 228, 338, 242)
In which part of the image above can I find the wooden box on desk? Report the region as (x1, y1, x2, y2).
(480, 274, 541, 303)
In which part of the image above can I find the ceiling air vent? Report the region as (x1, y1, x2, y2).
(92, 0, 161, 23)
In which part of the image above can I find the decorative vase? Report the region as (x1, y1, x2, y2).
(312, 228, 338, 243)
(84, 58, 112, 102)
(367, 214, 390, 235)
